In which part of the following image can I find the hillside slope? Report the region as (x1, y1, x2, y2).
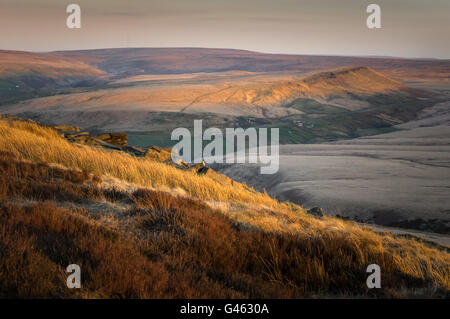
(0, 50, 105, 79)
(0, 50, 106, 105)
(4, 67, 411, 117)
(0, 116, 449, 298)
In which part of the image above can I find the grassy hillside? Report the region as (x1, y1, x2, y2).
(5, 66, 440, 146)
(4, 67, 409, 113)
(0, 117, 449, 298)
(0, 50, 105, 78)
(0, 50, 106, 106)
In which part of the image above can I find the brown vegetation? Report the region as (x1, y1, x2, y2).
(0, 118, 449, 298)
(0, 150, 448, 298)
(0, 118, 276, 208)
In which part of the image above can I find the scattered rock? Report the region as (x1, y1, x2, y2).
(54, 125, 81, 133)
(91, 138, 122, 150)
(122, 146, 146, 156)
(145, 146, 173, 162)
(91, 133, 127, 148)
(66, 134, 93, 145)
(1, 113, 259, 194)
(65, 131, 89, 137)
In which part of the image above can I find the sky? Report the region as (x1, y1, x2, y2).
(0, 0, 449, 59)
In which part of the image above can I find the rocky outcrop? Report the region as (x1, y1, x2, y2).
(91, 133, 127, 148)
(65, 133, 122, 150)
(145, 146, 172, 162)
(122, 146, 146, 157)
(1, 113, 243, 188)
(54, 125, 81, 134)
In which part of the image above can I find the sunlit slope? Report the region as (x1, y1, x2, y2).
(0, 50, 105, 78)
(5, 67, 410, 117)
(0, 117, 279, 208)
(0, 116, 449, 298)
(0, 50, 106, 97)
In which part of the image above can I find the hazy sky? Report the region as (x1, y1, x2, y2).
(1, 0, 449, 58)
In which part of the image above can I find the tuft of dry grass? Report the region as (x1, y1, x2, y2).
(0, 202, 170, 298)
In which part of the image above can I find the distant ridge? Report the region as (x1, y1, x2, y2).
(0, 50, 104, 77)
(0, 50, 105, 92)
(51, 47, 450, 81)
(1, 48, 448, 85)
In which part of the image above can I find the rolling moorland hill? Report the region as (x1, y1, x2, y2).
(1, 48, 448, 147)
(55, 47, 450, 83)
(0, 51, 105, 90)
(4, 66, 410, 114)
(3, 64, 441, 146)
(1, 47, 448, 106)
(0, 115, 449, 298)
(0, 50, 105, 80)
(0, 50, 106, 106)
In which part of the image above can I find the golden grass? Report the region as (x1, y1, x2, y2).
(0, 117, 449, 295)
(0, 119, 282, 209)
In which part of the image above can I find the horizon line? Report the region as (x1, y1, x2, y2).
(1, 46, 448, 61)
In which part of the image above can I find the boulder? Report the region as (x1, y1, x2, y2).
(65, 134, 121, 150)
